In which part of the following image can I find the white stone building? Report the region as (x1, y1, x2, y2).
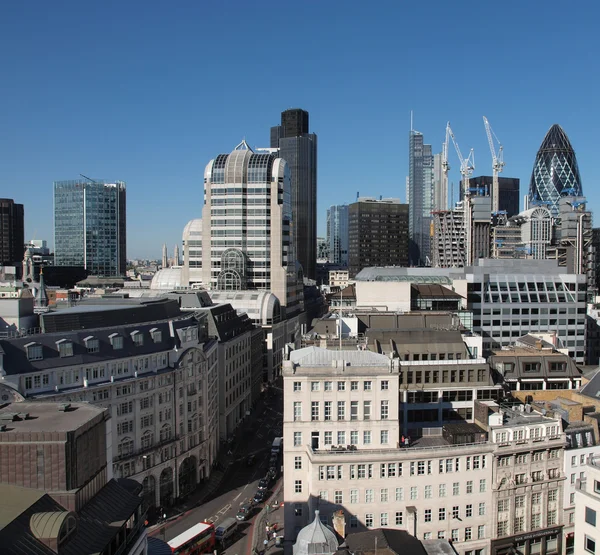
(574, 456, 600, 555)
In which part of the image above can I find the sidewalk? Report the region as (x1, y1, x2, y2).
(250, 481, 285, 555)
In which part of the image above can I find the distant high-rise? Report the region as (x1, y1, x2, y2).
(0, 198, 24, 267)
(348, 197, 409, 277)
(468, 176, 521, 217)
(326, 204, 349, 266)
(54, 179, 126, 276)
(432, 153, 446, 211)
(408, 129, 434, 266)
(201, 140, 303, 317)
(528, 124, 582, 218)
(270, 108, 317, 280)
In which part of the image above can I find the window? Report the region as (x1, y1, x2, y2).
(395, 512, 403, 526)
(515, 495, 525, 508)
(587, 507, 598, 527)
(514, 516, 524, 533)
(439, 484, 446, 497)
(294, 432, 302, 446)
(350, 489, 358, 503)
(25, 343, 43, 361)
(479, 479, 486, 492)
(453, 482, 459, 496)
(547, 509, 557, 526)
(452, 506, 460, 519)
(294, 480, 302, 493)
(548, 489, 558, 501)
(425, 485, 432, 499)
(337, 381, 346, 391)
(477, 525, 485, 540)
(363, 401, 371, 420)
(439, 508, 446, 521)
(363, 431, 371, 444)
(424, 509, 432, 522)
(381, 400, 389, 419)
(334, 490, 343, 504)
(465, 527, 472, 541)
(381, 380, 389, 390)
(293, 402, 302, 421)
(311, 401, 319, 421)
(294, 456, 302, 470)
(532, 492, 541, 505)
(311, 381, 319, 391)
(364, 380, 372, 391)
(531, 513, 541, 529)
(57, 340, 73, 357)
(497, 521, 508, 537)
(293, 381, 302, 392)
(84, 337, 99, 353)
(585, 536, 596, 553)
(324, 431, 332, 445)
(380, 513, 388, 527)
(478, 502, 485, 516)
(498, 499, 509, 513)
(466, 480, 473, 494)
(131, 331, 144, 346)
(337, 401, 345, 420)
(465, 504, 472, 518)
(437, 531, 445, 539)
(337, 431, 346, 445)
(350, 430, 358, 445)
(451, 529, 459, 542)
(324, 401, 332, 421)
(410, 486, 417, 500)
(365, 514, 373, 528)
(380, 430, 389, 444)
(324, 381, 332, 391)
(380, 488, 388, 502)
(351, 381, 359, 391)
(351, 401, 358, 420)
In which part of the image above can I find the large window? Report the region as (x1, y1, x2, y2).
(587, 507, 597, 527)
(585, 536, 596, 554)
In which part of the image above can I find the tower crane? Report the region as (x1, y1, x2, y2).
(482, 116, 505, 213)
(447, 123, 475, 266)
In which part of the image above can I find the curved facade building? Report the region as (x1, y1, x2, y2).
(528, 124, 582, 217)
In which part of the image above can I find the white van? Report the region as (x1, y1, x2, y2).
(271, 437, 283, 455)
(215, 517, 238, 543)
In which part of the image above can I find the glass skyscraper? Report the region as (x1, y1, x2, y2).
(408, 130, 434, 266)
(54, 179, 126, 276)
(528, 124, 583, 218)
(270, 109, 317, 280)
(326, 204, 349, 266)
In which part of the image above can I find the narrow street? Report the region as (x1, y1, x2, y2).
(150, 384, 284, 555)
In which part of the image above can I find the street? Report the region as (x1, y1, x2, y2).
(150, 384, 284, 555)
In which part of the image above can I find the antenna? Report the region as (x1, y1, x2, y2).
(410, 111, 414, 132)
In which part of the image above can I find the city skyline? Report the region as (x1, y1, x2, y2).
(0, 2, 598, 259)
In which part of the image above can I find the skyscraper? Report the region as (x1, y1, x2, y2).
(432, 153, 446, 211)
(0, 198, 24, 267)
(326, 204, 349, 266)
(408, 129, 434, 266)
(54, 179, 126, 276)
(468, 176, 521, 217)
(348, 197, 409, 277)
(201, 140, 302, 316)
(270, 108, 317, 280)
(528, 124, 583, 218)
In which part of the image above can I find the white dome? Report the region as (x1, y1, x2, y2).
(150, 267, 183, 290)
(182, 218, 202, 241)
(293, 511, 339, 555)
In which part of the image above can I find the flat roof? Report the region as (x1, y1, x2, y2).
(0, 402, 105, 433)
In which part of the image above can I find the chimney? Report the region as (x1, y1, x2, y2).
(536, 339, 543, 350)
(332, 510, 346, 539)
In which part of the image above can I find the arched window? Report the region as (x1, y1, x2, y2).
(160, 424, 172, 442)
(118, 437, 134, 457)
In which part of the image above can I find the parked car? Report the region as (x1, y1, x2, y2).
(253, 490, 267, 504)
(257, 478, 270, 491)
(269, 455, 279, 467)
(236, 504, 253, 521)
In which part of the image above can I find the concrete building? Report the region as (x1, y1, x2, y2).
(0, 306, 219, 512)
(348, 198, 409, 278)
(54, 179, 126, 276)
(329, 270, 350, 289)
(181, 218, 203, 287)
(574, 456, 600, 555)
(353, 259, 587, 362)
(0, 198, 24, 267)
(202, 140, 303, 318)
(271, 108, 318, 280)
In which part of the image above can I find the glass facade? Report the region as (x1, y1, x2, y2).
(54, 180, 126, 276)
(326, 204, 349, 266)
(408, 130, 433, 266)
(528, 124, 582, 218)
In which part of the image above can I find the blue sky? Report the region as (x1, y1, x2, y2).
(1, 0, 598, 259)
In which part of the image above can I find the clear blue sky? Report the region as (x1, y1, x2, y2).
(1, 0, 598, 259)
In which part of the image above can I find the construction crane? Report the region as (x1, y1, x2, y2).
(447, 123, 475, 266)
(80, 174, 99, 184)
(483, 116, 505, 213)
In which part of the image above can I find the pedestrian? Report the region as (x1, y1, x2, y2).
(406, 436, 411, 447)
(273, 523, 277, 532)
(401, 435, 405, 447)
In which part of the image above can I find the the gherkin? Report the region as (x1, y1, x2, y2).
(528, 124, 582, 218)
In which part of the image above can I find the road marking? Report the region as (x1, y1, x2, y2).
(257, 433, 263, 438)
(219, 504, 232, 514)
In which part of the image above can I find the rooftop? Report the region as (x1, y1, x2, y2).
(0, 402, 106, 433)
(288, 346, 392, 368)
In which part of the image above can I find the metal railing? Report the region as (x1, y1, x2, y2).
(308, 440, 489, 457)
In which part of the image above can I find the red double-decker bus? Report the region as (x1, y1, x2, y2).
(168, 522, 216, 555)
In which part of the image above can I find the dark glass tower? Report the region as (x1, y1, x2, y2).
(270, 109, 317, 280)
(528, 124, 582, 218)
(468, 176, 521, 217)
(0, 198, 24, 266)
(54, 180, 126, 276)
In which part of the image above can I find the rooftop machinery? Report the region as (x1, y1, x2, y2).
(447, 122, 475, 265)
(482, 116, 505, 213)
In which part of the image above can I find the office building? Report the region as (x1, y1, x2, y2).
(528, 124, 583, 218)
(0, 198, 24, 267)
(201, 140, 303, 318)
(181, 218, 203, 286)
(433, 152, 447, 211)
(271, 108, 318, 280)
(408, 129, 434, 265)
(326, 204, 349, 266)
(467, 177, 520, 218)
(54, 179, 126, 276)
(353, 259, 588, 362)
(348, 198, 409, 278)
(574, 457, 600, 555)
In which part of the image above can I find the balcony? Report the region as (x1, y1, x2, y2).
(495, 435, 565, 450)
(113, 436, 180, 462)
